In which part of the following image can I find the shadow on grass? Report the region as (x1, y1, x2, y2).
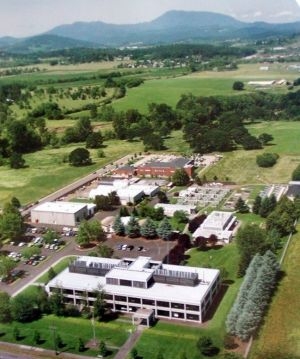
(203, 284, 229, 322)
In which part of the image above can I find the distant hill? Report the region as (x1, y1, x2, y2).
(2, 11, 300, 53)
(1, 34, 97, 53)
(46, 10, 300, 47)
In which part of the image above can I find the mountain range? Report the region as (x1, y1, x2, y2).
(2, 10, 300, 53)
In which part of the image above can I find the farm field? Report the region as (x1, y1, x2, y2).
(250, 228, 300, 359)
(113, 63, 298, 113)
(204, 121, 300, 185)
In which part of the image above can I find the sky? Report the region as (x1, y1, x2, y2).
(1, 0, 300, 38)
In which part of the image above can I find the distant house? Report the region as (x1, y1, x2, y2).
(192, 211, 237, 243)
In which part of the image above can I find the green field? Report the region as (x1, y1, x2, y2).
(113, 77, 238, 113)
(204, 121, 300, 185)
(113, 63, 298, 113)
(250, 228, 300, 359)
(0, 139, 142, 207)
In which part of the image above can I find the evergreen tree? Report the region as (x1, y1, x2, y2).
(140, 217, 157, 239)
(99, 341, 108, 357)
(157, 217, 172, 241)
(125, 215, 140, 238)
(119, 206, 129, 217)
(252, 195, 262, 214)
(236, 224, 269, 276)
(132, 207, 139, 217)
(229, 251, 279, 341)
(78, 337, 85, 352)
(33, 330, 41, 344)
(235, 197, 249, 213)
(259, 197, 272, 218)
(226, 254, 263, 335)
(112, 216, 125, 236)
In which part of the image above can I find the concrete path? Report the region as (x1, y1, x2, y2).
(113, 326, 145, 359)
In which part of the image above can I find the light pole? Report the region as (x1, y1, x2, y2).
(91, 308, 97, 347)
(49, 325, 58, 355)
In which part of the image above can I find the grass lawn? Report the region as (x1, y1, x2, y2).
(250, 227, 300, 359)
(0, 314, 131, 357)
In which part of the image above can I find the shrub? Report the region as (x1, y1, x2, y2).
(256, 153, 279, 168)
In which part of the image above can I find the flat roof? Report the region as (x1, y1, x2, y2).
(155, 203, 196, 211)
(139, 157, 191, 169)
(47, 256, 219, 305)
(32, 201, 87, 214)
(202, 211, 233, 229)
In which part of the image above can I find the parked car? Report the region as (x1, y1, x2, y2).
(137, 246, 143, 251)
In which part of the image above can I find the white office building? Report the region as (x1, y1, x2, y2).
(46, 256, 220, 323)
(192, 211, 236, 243)
(31, 202, 96, 226)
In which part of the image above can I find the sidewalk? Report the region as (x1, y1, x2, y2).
(0, 341, 95, 359)
(113, 326, 145, 359)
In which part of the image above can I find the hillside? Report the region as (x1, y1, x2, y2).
(2, 10, 300, 52)
(3, 34, 96, 53)
(46, 10, 300, 46)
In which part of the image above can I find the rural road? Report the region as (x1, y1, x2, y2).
(21, 153, 135, 217)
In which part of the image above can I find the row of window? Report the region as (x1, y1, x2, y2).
(54, 288, 201, 313)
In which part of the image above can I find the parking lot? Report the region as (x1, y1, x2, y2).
(105, 235, 177, 261)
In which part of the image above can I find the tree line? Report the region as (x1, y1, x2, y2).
(226, 251, 279, 341)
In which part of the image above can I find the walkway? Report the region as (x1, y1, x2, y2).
(113, 326, 145, 359)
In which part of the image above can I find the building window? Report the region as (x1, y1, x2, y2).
(106, 277, 118, 285)
(157, 300, 170, 308)
(171, 302, 184, 309)
(132, 281, 146, 288)
(157, 309, 170, 317)
(128, 297, 141, 304)
(115, 295, 127, 302)
(104, 294, 113, 300)
(142, 299, 155, 306)
(63, 289, 74, 295)
(120, 279, 132, 287)
(186, 314, 199, 321)
(172, 312, 184, 319)
(186, 304, 200, 312)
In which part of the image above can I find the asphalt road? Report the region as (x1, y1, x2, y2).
(21, 153, 134, 217)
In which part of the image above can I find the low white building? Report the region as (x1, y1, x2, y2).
(46, 256, 220, 323)
(31, 202, 96, 226)
(193, 211, 236, 243)
(89, 183, 159, 205)
(154, 203, 196, 217)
